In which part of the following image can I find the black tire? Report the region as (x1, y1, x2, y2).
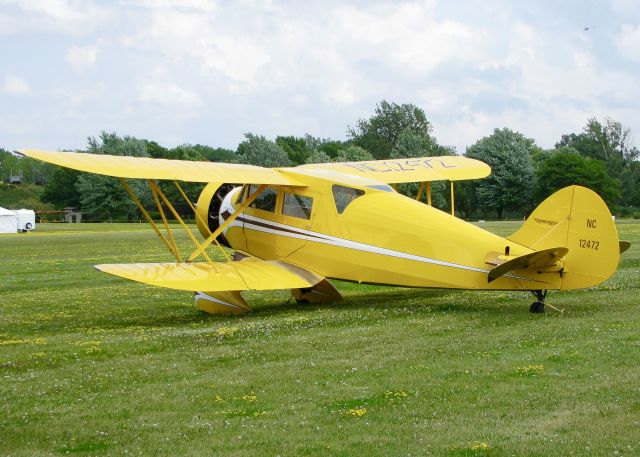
(25, 222, 33, 230)
(529, 301, 545, 313)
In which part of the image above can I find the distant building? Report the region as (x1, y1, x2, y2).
(64, 207, 82, 223)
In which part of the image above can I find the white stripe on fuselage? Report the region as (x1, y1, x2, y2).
(217, 200, 544, 284)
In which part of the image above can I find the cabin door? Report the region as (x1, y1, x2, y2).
(241, 185, 281, 259)
(274, 189, 317, 258)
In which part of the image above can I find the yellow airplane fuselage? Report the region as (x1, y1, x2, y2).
(220, 170, 555, 292)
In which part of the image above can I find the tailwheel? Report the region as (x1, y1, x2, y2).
(529, 301, 545, 313)
(529, 290, 547, 313)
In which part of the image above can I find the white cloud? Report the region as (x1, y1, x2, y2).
(13, 0, 87, 22)
(410, 15, 640, 152)
(333, 2, 485, 74)
(610, 0, 640, 19)
(65, 45, 98, 72)
(122, 8, 269, 91)
(119, 0, 218, 12)
(2, 75, 30, 95)
(138, 81, 202, 107)
(0, 0, 113, 35)
(2, 1, 639, 153)
(616, 24, 640, 61)
(325, 82, 356, 106)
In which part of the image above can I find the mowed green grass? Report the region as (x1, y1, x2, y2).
(1, 222, 639, 456)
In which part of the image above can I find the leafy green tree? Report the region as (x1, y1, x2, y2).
(167, 144, 237, 163)
(302, 134, 322, 151)
(144, 140, 170, 158)
(348, 100, 435, 159)
(453, 180, 478, 220)
(556, 117, 640, 206)
(557, 117, 639, 178)
(585, 117, 638, 162)
(276, 136, 310, 165)
(535, 151, 621, 206)
(88, 131, 147, 157)
(620, 161, 640, 207)
(335, 145, 374, 162)
(167, 144, 204, 161)
(303, 134, 348, 159)
(41, 168, 81, 208)
(556, 132, 602, 161)
(237, 133, 291, 167)
(77, 174, 149, 221)
(77, 132, 152, 221)
(465, 128, 536, 219)
(305, 149, 331, 164)
(0, 149, 18, 182)
(390, 128, 432, 158)
(317, 140, 346, 159)
(78, 136, 235, 220)
(199, 146, 237, 163)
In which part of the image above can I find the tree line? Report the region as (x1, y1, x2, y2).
(1, 100, 638, 221)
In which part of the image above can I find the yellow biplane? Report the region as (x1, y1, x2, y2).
(20, 149, 629, 314)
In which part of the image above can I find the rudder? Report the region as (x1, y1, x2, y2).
(508, 186, 620, 290)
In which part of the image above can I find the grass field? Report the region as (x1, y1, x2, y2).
(1, 221, 639, 456)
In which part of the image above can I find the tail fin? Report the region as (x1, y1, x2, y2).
(508, 186, 621, 290)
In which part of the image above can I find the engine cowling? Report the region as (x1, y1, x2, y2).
(195, 183, 237, 247)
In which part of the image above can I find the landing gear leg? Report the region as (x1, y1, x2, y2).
(529, 290, 546, 313)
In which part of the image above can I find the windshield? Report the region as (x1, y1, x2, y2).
(332, 185, 365, 214)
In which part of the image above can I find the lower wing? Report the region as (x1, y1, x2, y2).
(95, 258, 324, 292)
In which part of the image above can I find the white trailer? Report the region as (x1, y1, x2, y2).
(0, 207, 18, 234)
(14, 209, 36, 232)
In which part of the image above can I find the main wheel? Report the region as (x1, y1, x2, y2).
(25, 222, 33, 230)
(529, 301, 545, 313)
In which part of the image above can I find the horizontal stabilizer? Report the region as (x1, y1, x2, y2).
(487, 247, 568, 283)
(95, 259, 322, 292)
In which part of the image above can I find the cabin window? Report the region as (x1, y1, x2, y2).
(282, 193, 313, 220)
(332, 185, 364, 214)
(247, 185, 277, 213)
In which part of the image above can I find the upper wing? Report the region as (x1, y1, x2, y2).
(95, 258, 324, 292)
(18, 149, 303, 185)
(19, 149, 488, 185)
(298, 156, 490, 184)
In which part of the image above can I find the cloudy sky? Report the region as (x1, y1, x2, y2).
(1, 0, 639, 154)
